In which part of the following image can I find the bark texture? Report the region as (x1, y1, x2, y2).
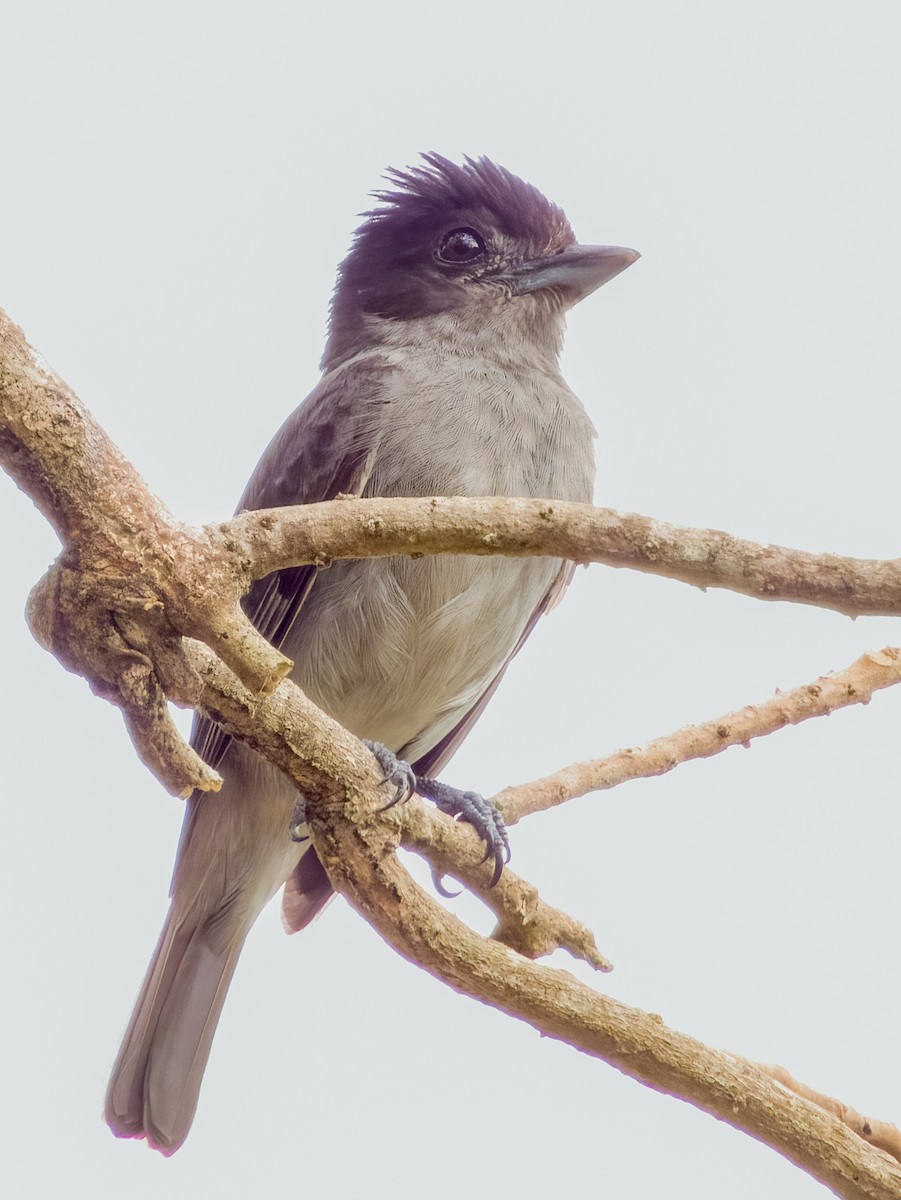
(4, 306, 901, 1198)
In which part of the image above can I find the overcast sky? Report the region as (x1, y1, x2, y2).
(2, 3, 900, 1198)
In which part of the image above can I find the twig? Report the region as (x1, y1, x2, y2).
(397, 801, 613, 971)
(310, 777, 901, 1200)
(760, 1063, 901, 1166)
(497, 648, 901, 823)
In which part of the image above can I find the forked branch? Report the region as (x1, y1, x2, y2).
(3, 307, 901, 1197)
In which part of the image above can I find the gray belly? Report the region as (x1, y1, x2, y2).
(284, 353, 595, 762)
(287, 552, 560, 761)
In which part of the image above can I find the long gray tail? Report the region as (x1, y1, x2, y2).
(104, 909, 243, 1156)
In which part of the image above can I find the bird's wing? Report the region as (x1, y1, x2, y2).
(190, 353, 392, 774)
(410, 561, 576, 779)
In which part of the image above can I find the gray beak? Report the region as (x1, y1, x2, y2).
(508, 243, 640, 303)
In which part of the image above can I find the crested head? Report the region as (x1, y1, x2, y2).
(323, 155, 575, 366)
(369, 154, 575, 263)
(322, 154, 638, 370)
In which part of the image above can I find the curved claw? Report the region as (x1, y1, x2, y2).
(481, 838, 509, 888)
(431, 868, 463, 899)
(288, 798, 310, 843)
(362, 739, 416, 809)
(488, 847, 506, 889)
(415, 776, 510, 888)
(360, 745, 511, 887)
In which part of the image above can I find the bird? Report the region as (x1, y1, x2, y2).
(104, 153, 639, 1154)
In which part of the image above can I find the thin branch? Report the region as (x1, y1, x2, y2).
(496, 647, 901, 823)
(161, 640, 901, 1198)
(144, 634, 901, 1198)
(4, 307, 900, 1196)
(397, 800, 613, 971)
(222, 496, 901, 618)
(310, 769, 901, 1200)
(760, 1063, 901, 1166)
(7, 297, 901, 804)
(5, 306, 901, 722)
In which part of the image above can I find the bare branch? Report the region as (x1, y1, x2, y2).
(0, 310, 292, 697)
(4, 308, 900, 1195)
(497, 647, 901, 823)
(223, 497, 901, 618)
(114, 632, 897, 1198)
(397, 801, 613, 971)
(760, 1063, 901, 1166)
(170, 635, 901, 1196)
(5, 306, 901, 721)
(7, 299, 901, 808)
(311, 770, 901, 1200)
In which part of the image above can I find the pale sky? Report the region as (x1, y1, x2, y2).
(2, 3, 900, 1198)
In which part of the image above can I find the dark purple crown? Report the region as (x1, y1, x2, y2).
(365, 153, 573, 250)
(324, 154, 574, 366)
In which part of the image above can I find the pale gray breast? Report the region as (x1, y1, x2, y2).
(286, 352, 596, 761)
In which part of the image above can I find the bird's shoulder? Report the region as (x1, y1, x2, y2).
(238, 350, 398, 513)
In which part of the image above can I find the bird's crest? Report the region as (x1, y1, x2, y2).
(365, 153, 573, 251)
(325, 154, 576, 365)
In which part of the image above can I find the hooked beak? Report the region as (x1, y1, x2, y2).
(508, 243, 640, 303)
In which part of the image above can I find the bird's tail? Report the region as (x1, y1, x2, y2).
(104, 908, 244, 1156)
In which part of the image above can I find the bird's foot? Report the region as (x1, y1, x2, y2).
(364, 738, 510, 887)
(415, 776, 510, 887)
(362, 739, 417, 807)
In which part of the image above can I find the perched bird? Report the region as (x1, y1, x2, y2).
(104, 154, 638, 1154)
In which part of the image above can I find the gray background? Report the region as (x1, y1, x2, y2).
(2, 2, 900, 1197)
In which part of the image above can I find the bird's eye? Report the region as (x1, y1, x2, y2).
(436, 227, 486, 265)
